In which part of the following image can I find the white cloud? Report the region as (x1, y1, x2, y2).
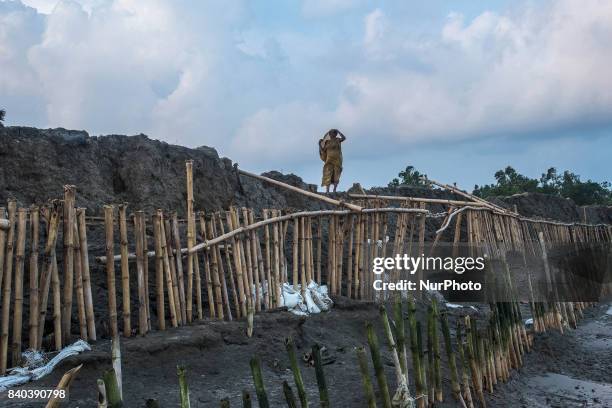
(1, 0, 611, 177)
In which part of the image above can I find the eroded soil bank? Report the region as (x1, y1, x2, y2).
(1, 299, 610, 408)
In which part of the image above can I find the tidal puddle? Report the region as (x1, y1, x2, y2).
(530, 373, 612, 407)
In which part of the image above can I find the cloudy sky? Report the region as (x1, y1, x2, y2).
(1, 0, 611, 191)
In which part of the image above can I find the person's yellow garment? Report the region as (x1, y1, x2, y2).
(321, 138, 342, 187)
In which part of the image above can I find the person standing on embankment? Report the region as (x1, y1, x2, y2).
(319, 128, 346, 193)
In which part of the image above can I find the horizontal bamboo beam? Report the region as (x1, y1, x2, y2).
(238, 169, 363, 212)
(0, 219, 8, 230)
(96, 207, 429, 262)
(348, 193, 488, 207)
(426, 178, 511, 214)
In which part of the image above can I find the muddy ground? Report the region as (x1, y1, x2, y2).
(1, 299, 610, 408)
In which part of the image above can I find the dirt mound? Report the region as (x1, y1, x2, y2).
(0, 126, 329, 215)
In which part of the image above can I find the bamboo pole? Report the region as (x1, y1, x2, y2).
(202, 213, 217, 318)
(103, 368, 122, 408)
(306, 217, 314, 284)
(104, 206, 119, 339)
(242, 208, 257, 312)
(45, 364, 83, 408)
(152, 214, 166, 330)
(348, 193, 488, 207)
(186, 160, 195, 324)
(141, 214, 151, 330)
(0, 207, 6, 312)
(164, 217, 182, 324)
(226, 211, 247, 317)
(272, 213, 281, 308)
(250, 357, 270, 408)
(353, 215, 362, 299)
(177, 365, 191, 408)
(283, 381, 298, 408)
(238, 169, 362, 211)
(207, 219, 224, 320)
(346, 215, 355, 299)
(263, 210, 272, 309)
(249, 210, 264, 313)
(328, 216, 336, 293)
(366, 321, 392, 408)
(356, 346, 377, 408)
(216, 213, 237, 319)
(285, 337, 308, 408)
(37, 204, 60, 349)
(299, 217, 306, 299)
(440, 311, 462, 404)
(336, 216, 345, 297)
(292, 218, 299, 291)
(118, 204, 131, 337)
(29, 206, 40, 349)
(456, 322, 474, 408)
(111, 337, 123, 400)
(134, 211, 148, 335)
(62, 186, 76, 345)
(73, 218, 88, 340)
(11, 208, 27, 365)
(77, 209, 96, 341)
(316, 216, 322, 284)
(172, 213, 187, 324)
(51, 252, 62, 350)
(234, 209, 253, 312)
(312, 344, 330, 408)
(407, 297, 425, 408)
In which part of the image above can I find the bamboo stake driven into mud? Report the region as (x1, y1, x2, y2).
(152, 214, 166, 331)
(118, 204, 131, 337)
(77, 208, 96, 341)
(134, 211, 148, 335)
(29, 206, 40, 349)
(186, 160, 195, 324)
(104, 205, 119, 339)
(11, 208, 27, 365)
(73, 217, 88, 340)
(37, 204, 60, 350)
(62, 186, 76, 345)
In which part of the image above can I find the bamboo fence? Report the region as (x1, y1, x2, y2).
(0, 161, 610, 384)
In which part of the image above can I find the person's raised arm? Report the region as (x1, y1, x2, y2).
(338, 131, 346, 142)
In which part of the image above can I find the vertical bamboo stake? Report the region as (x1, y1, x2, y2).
(142, 214, 151, 330)
(103, 368, 122, 407)
(283, 381, 298, 408)
(51, 253, 62, 350)
(241, 209, 256, 310)
(11, 208, 27, 365)
(118, 204, 131, 337)
(353, 215, 362, 299)
(235, 209, 253, 311)
(29, 206, 40, 349)
(249, 210, 264, 314)
(207, 219, 224, 320)
(73, 219, 88, 340)
(355, 346, 377, 408)
(0, 207, 6, 308)
(316, 216, 322, 284)
(247, 211, 262, 312)
(416, 204, 426, 301)
(456, 321, 474, 408)
(193, 248, 203, 321)
(202, 213, 216, 318)
(0, 199, 16, 373)
(77, 209, 96, 341)
(300, 217, 306, 299)
(177, 365, 191, 408)
(111, 337, 122, 400)
(134, 211, 148, 335)
(37, 204, 60, 349)
(272, 213, 281, 308)
(312, 344, 330, 408)
(164, 217, 182, 324)
(62, 186, 76, 345)
(215, 213, 234, 320)
(306, 217, 314, 284)
(226, 211, 247, 317)
(440, 311, 462, 403)
(250, 357, 270, 408)
(243, 208, 260, 311)
(262, 210, 272, 309)
(366, 321, 392, 408)
(407, 298, 425, 408)
(336, 216, 345, 297)
(186, 160, 195, 324)
(104, 206, 119, 339)
(285, 337, 308, 408)
(152, 214, 165, 331)
(292, 218, 299, 291)
(346, 215, 354, 299)
(328, 216, 336, 293)
(172, 213, 187, 324)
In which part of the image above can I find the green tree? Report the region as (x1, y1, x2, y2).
(0, 109, 5, 125)
(388, 166, 428, 188)
(474, 166, 611, 205)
